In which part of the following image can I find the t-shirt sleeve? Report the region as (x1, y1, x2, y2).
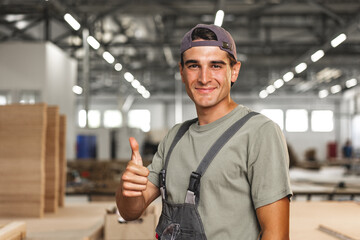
(146, 123, 182, 188)
(247, 120, 293, 209)
(147, 138, 165, 188)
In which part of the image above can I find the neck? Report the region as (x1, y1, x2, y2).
(196, 100, 238, 125)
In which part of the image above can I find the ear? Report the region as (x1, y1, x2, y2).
(179, 62, 185, 83)
(231, 61, 241, 84)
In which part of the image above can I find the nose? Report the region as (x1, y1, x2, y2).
(198, 67, 211, 85)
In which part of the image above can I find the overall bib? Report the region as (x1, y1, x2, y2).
(155, 112, 259, 240)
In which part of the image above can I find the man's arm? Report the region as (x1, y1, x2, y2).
(256, 197, 290, 240)
(115, 137, 160, 221)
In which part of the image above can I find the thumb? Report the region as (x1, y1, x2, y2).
(129, 137, 143, 166)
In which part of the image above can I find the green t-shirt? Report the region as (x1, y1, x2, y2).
(148, 105, 292, 239)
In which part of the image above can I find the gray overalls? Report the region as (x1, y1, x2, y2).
(155, 112, 258, 240)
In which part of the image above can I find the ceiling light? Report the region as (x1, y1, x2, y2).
(87, 36, 100, 50)
(331, 33, 347, 48)
(274, 79, 284, 88)
(142, 91, 151, 99)
(114, 63, 123, 71)
(345, 78, 357, 88)
(124, 72, 134, 82)
(102, 51, 115, 64)
(330, 84, 342, 94)
(64, 13, 81, 31)
(318, 89, 329, 98)
(283, 72, 294, 82)
(214, 10, 225, 26)
(15, 21, 28, 30)
(137, 86, 146, 94)
(266, 85, 276, 94)
(311, 50, 324, 62)
(259, 90, 268, 99)
(72, 85, 83, 95)
(295, 62, 307, 74)
(131, 79, 141, 89)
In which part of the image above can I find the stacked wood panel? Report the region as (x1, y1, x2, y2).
(58, 115, 67, 207)
(44, 106, 59, 213)
(0, 104, 47, 218)
(0, 104, 67, 218)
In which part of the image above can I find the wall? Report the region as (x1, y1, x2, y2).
(0, 42, 77, 159)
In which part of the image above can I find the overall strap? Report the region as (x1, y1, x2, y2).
(159, 118, 198, 200)
(185, 111, 259, 204)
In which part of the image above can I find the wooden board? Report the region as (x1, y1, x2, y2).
(290, 201, 360, 240)
(0, 104, 47, 218)
(58, 115, 67, 207)
(44, 106, 60, 213)
(0, 202, 113, 240)
(0, 222, 26, 240)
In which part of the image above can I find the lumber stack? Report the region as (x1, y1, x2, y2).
(0, 104, 47, 218)
(58, 115, 67, 207)
(44, 106, 60, 213)
(0, 222, 26, 240)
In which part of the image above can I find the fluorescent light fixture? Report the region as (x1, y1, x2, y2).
(72, 85, 83, 95)
(274, 79, 284, 88)
(345, 78, 357, 88)
(283, 72, 294, 82)
(64, 13, 81, 31)
(318, 89, 329, 98)
(131, 79, 141, 89)
(295, 62, 307, 74)
(87, 36, 100, 50)
(124, 72, 134, 82)
(137, 86, 146, 94)
(331, 33, 347, 48)
(311, 50, 324, 62)
(142, 91, 151, 99)
(259, 90, 268, 99)
(330, 84, 342, 94)
(214, 10, 225, 26)
(266, 85, 276, 94)
(102, 51, 115, 64)
(114, 63, 123, 71)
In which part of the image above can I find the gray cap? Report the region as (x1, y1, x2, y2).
(180, 24, 237, 60)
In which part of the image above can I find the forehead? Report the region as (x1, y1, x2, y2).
(182, 46, 230, 63)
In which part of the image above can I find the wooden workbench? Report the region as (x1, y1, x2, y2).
(0, 200, 359, 240)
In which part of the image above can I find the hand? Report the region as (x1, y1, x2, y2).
(121, 137, 150, 197)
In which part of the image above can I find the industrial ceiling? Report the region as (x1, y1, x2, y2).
(1, 0, 360, 100)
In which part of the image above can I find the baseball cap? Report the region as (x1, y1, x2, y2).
(180, 24, 237, 61)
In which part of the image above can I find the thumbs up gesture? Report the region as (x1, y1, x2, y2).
(121, 137, 150, 197)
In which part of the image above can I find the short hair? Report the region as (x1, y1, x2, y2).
(180, 27, 237, 67)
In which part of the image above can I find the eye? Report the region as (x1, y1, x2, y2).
(188, 64, 199, 69)
(212, 64, 222, 69)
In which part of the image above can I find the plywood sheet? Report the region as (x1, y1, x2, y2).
(58, 115, 67, 207)
(0, 104, 47, 218)
(44, 106, 59, 213)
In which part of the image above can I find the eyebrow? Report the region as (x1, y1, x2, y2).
(184, 60, 227, 65)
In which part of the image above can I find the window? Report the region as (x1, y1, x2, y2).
(286, 109, 308, 132)
(78, 110, 101, 128)
(19, 90, 40, 104)
(0, 95, 7, 105)
(260, 109, 284, 130)
(311, 110, 334, 132)
(128, 109, 151, 132)
(104, 110, 123, 128)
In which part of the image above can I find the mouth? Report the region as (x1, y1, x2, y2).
(195, 87, 216, 94)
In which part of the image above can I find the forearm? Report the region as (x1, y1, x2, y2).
(259, 231, 289, 240)
(116, 182, 146, 221)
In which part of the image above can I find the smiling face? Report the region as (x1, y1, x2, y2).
(180, 45, 241, 114)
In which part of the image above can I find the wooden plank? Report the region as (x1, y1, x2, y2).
(0, 104, 47, 218)
(44, 106, 60, 213)
(58, 115, 67, 207)
(0, 222, 26, 240)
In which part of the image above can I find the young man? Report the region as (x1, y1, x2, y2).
(116, 24, 292, 240)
